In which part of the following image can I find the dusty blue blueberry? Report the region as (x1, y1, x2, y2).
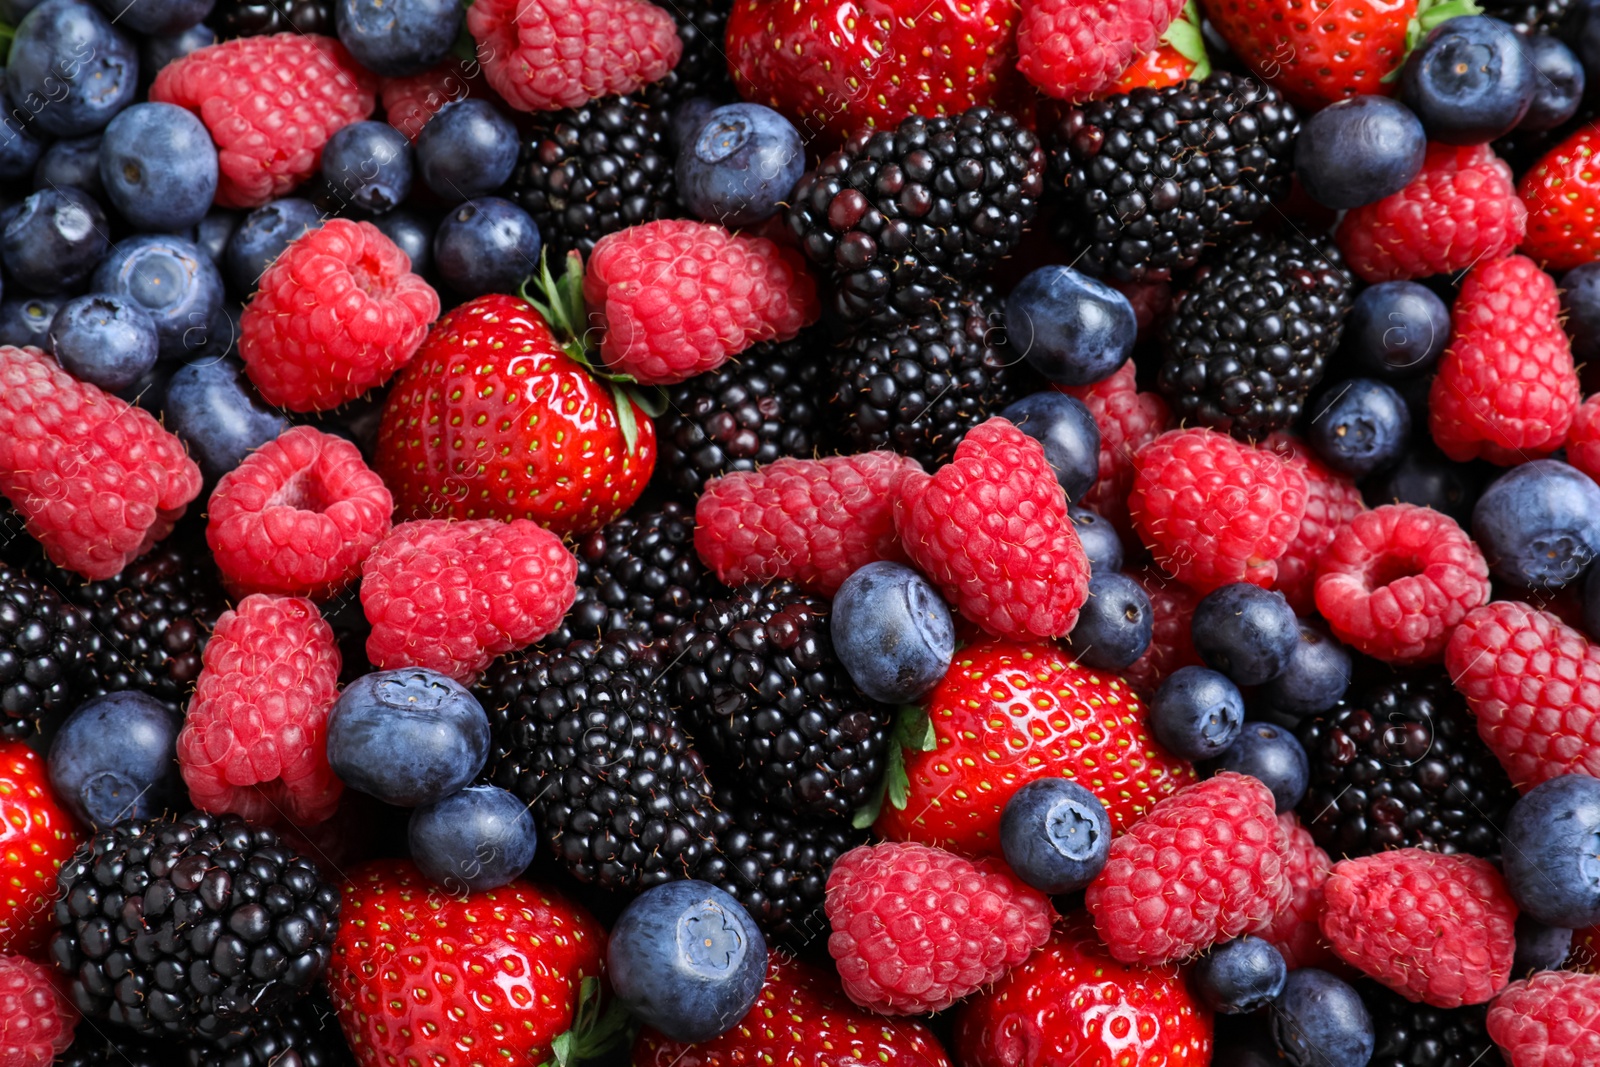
(999, 391, 1100, 503)
(1307, 378, 1410, 478)
(1149, 665, 1246, 762)
(1194, 937, 1288, 1014)
(1066, 572, 1152, 671)
(93, 234, 226, 361)
(831, 561, 954, 704)
(1, 187, 109, 294)
(49, 294, 159, 391)
(140, 21, 214, 77)
(1214, 722, 1310, 813)
(0, 79, 44, 181)
(225, 198, 322, 294)
(322, 120, 413, 215)
(1257, 623, 1351, 717)
(0, 295, 62, 347)
(161, 356, 289, 481)
(337, 0, 461, 77)
(1294, 95, 1427, 209)
(1473, 459, 1600, 589)
(669, 96, 719, 151)
(1271, 969, 1375, 1067)
(1008, 265, 1137, 387)
(415, 99, 518, 200)
(190, 209, 238, 265)
(1069, 506, 1122, 575)
(676, 102, 805, 227)
(433, 197, 542, 296)
(34, 134, 100, 194)
(1342, 279, 1450, 380)
(999, 778, 1111, 894)
(1564, 261, 1600, 363)
(371, 208, 432, 274)
(1192, 584, 1299, 686)
(48, 691, 182, 827)
(7, 0, 139, 137)
(1501, 774, 1600, 928)
(326, 668, 491, 807)
(1522, 34, 1586, 130)
(99, 101, 219, 232)
(1513, 915, 1573, 976)
(408, 784, 537, 893)
(1402, 16, 1535, 143)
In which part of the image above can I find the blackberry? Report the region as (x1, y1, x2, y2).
(1046, 73, 1299, 282)
(50, 809, 341, 1043)
(656, 331, 833, 498)
(1157, 230, 1354, 439)
(786, 106, 1044, 324)
(656, 0, 735, 105)
(1477, 0, 1576, 32)
(207, 0, 332, 36)
(181, 993, 354, 1067)
(478, 633, 719, 891)
(1361, 980, 1504, 1067)
(0, 562, 89, 739)
(0, 498, 37, 566)
(1296, 673, 1518, 860)
(55, 1029, 168, 1067)
(667, 583, 893, 820)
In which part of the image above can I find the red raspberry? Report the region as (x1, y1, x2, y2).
(1057, 359, 1172, 535)
(1487, 971, 1600, 1067)
(0, 744, 78, 957)
(1121, 567, 1203, 695)
(1320, 849, 1517, 1008)
(1566, 395, 1600, 485)
(381, 60, 478, 141)
(1445, 600, 1600, 789)
(361, 519, 577, 684)
(240, 219, 440, 412)
(0, 346, 201, 580)
(1248, 813, 1336, 971)
(1086, 772, 1291, 965)
(1429, 254, 1578, 465)
(1313, 504, 1490, 665)
(1519, 125, 1600, 273)
(693, 452, 921, 596)
(1267, 435, 1366, 615)
(825, 841, 1055, 1015)
(895, 417, 1090, 639)
(150, 35, 377, 209)
(0, 954, 75, 1065)
(583, 220, 819, 386)
(1127, 427, 1308, 594)
(1016, 0, 1186, 99)
(1335, 143, 1527, 283)
(177, 594, 343, 827)
(466, 0, 680, 113)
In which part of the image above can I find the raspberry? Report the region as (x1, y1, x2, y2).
(381, 60, 478, 141)
(583, 220, 819, 386)
(0, 346, 201, 581)
(1121, 567, 1203, 695)
(1268, 436, 1366, 616)
(361, 519, 578, 684)
(1127, 427, 1308, 594)
(1109, 281, 1173, 342)
(1248, 813, 1336, 971)
(1057, 359, 1172, 536)
(1086, 772, 1291, 965)
(824, 841, 1055, 1015)
(894, 417, 1090, 639)
(1335, 143, 1527, 283)
(1487, 971, 1600, 1067)
(1429, 254, 1578, 465)
(1016, 0, 1186, 99)
(1320, 849, 1517, 1008)
(693, 452, 921, 596)
(150, 34, 377, 209)
(1313, 504, 1490, 665)
(177, 594, 344, 827)
(1445, 600, 1600, 789)
(465, 0, 681, 112)
(1566, 395, 1600, 485)
(1519, 125, 1600, 272)
(240, 219, 440, 412)
(0, 954, 75, 1065)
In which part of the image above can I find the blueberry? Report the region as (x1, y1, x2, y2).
(1065, 572, 1152, 671)
(432, 197, 542, 296)
(1193, 937, 1288, 1014)
(1563, 261, 1600, 364)
(225, 198, 322, 295)
(1341, 279, 1451, 380)
(407, 784, 537, 893)
(1191, 584, 1299, 686)
(999, 778, 1111, 894)
(0, 79, 44, 181)
(92, 0, 209, 36)
(1007, 265, 1137, 386)
(326, 668, 491, 807)
(1366, 444, 1483, 525)
(1149, 665, 1246, 762)
(321, 120, 413, 215)
(191, 209, 238, 265)
(99, 102, 218, 232)
(34, 134, 101, 195)
(371, 208, 432, 274)
(0, 187, 109, 294)
(1214, 722, 1309, 812)
(1069, 506, 1123, 575)
(676, 102, 805, 228)
(607, 880, 767, 1044)
(1501, 774, 1600, 928)
(161, 356, 289, 481)
(336, 0, 461, 77)
(49, 294, 159, 391)
(669, 96, 720, 152)
(140, 21, 214, 78)
(1473, 460, 1600, 589)
(1307, 378, 1411, 478)
(1271, 969, 1375, 1067)
(47, 691, 183, 827)
(1293, 95, 1428, 209)
(93, 234, 226, 361)
(1521, 34, 1585, 130)
(831, 561, 955, 704)
(1512, 915, 1573, 976)
(996, 391, 1100, 503)
(1256, 623, 1351, 717)
(1402, 16, 1535, 144)
(415, 99, 518, 201)
(7, 0, 138, 137)
(0, 295, 62, 347)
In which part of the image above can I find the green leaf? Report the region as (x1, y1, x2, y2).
(546, 1032, 573, 1067)
(610, 382, 641, 454)
(853, 705, 935, 827)
(1160, 1, 1210, 81)
(884, 741, 910, 810)
(629, 385, 669, 419)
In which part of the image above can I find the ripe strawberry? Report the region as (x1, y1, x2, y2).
(1520, 125, 1600, 272)
(0, 743, 78, 958)
(870, 639, 1195, 854)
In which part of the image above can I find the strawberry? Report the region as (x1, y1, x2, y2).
(0, 742, 79, 958)
(1520, 125, 1600, 272)
(328, 859, 620, 1067)
(953, 915, 1213, 1067)
(867, 639, 1195, 854)
(633, 952, 954, 1066)
(1104, 2, 1210, 94)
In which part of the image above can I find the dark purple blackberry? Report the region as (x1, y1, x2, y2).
(1046, 73, 1299, 282)
(207, 0, 332, 36)
(1361, 979, 1504, 1067)
(786, 106, 1044, 324)
(1296, 674, 1518, 860)
(1477, 0, 1576, 32)
(0, 498, 38, 566)
(0, 562, 89, 739)
(50, 810, 341, 1043)
(655, 0, 734, 105)
(54, 1029, 168, 1067)
(181, 993, 354, 1067)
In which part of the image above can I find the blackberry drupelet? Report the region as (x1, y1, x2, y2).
(55, 1029, 168, 1067)
(207, 0, 332, 36)
(1158, 231, 1354, 439)
(181, 993, 353, 1067)
(50, 810, 341, 1043)
(478, 633, 719, 891)
(1046, 73, 1299, 282)
(1296, 673, 1518, 860)
(786, 106, 1044, 324)
(655, 0, 735, 105)
(1361, 980, 1504, 1067)
(0, 563, 88, 739)
(1477, 0, 1576, 33)
(667, 582, 893, 820)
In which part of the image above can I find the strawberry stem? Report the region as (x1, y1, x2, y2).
(853, 705, 938, 829)
(542, 976, 635, 1067)
(1161, 2, 1211, 82)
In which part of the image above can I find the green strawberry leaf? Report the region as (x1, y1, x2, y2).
(853, 706, 936, 828)
(539, 976, 634, 1067)
(1161, 1, 1211, 82)
(610, 382, 641, 454)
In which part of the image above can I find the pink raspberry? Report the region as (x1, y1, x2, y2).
(825, 841, 1055, 1015)
(361, 519, 578, 684)
(177, 594, 344, 827)
(694, 452, 921, 596)
(1086, 772, 1290, 965)
(1487, 971, 1600, 1067)
(1445, 600, 1600, 789)
(1121, 567, 1203, 695)
(1320, 849, 1518, 1008)
(0, 954, 75, 1066)
(381, 60, 479, 141)
(1313, 504, 1490, 665)
(240, 219, 440, 412)
(1057, 359, 1171, 536)
(0, 346, 201, 580)
(207, 426, 393, 600)
(1566, 395, 1600, 484)
(1248, 813, 1336, 971)
(894, 417, 1090, 639)
(1267, 435, 1366, 615)
(583, 219, 819, 385)
(1127, 428, 1308, 594)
